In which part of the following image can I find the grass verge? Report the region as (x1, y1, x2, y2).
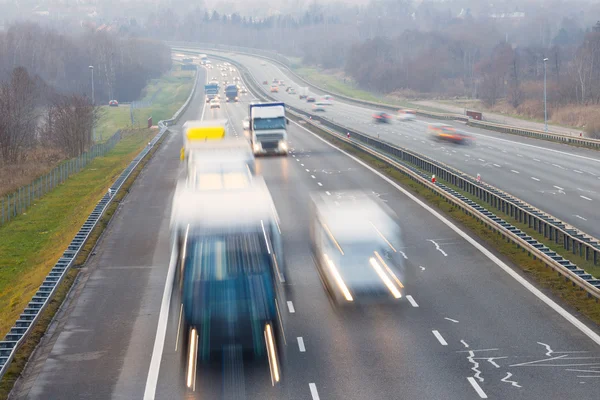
(0, 129, 156, 339)
(294, 116, 600, 326)
(0, 129, 170, 399)
(96, 68, 194, 141)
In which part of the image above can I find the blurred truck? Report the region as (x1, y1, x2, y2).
(298, 87, 309, 100)
(309, 191, 405, 305)
(225, 84, 239, 102)
(204, 82, 220, 102)
(170, 173, 285, 386)
(249, 102, 289, 156)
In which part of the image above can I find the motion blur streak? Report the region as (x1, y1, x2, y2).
(323, 223, 344, 255)
(264, 323, 280, 385)
(324, 253, 353, 301)
(370, 221, 397, 252)
(186, 328, 198, 389)
(374, 251, 404, 289)
(369, 257, 402, 299)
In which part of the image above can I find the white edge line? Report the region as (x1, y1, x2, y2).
(432, 330, 448, 346)
(143, 241, 178, 400)
(309, 383, 320, 400)
(467, 377, 488, 398)
(406, 295, 419, 307)
(290, 119, 600, 347)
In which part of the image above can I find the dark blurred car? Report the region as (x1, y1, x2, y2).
(306, 96, 316, 103)
(373, 112, 392, 123)
(109, 100, 119, 107)
(263, 80, 268, 85)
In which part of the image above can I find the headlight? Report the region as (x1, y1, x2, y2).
(253, 143, 261, 152)
(279, 141, 288, 151)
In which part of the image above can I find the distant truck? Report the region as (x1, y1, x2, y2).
(199, 54, 208, 65)
(298, 87, 309, 100)
(225, 84, 239, 102)
(249, 102, 289, 156)
(204, 83, 220, 102)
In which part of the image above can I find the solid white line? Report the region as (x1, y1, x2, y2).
(290, 119, 600, 346)
(574, 170, 584, 174)
(554, 185, 564, 190)
(297, 337, 306, 352)
(467, 377, 488, 398)
(580, 195, 593, 201)
(309, 383, 320, 400)
(445, 317, 459, 323)
(493, 163, 501, 167)
(311, 175, 316, 179)
(531, 177, 540, 181)
(287, 301, 295, 313)
(406, 295, 419, 307)
(432, 330, 448, 346)
(143, 242, 178, 400)
(318, 182, 323, 186)
(510, 169, 520, 174)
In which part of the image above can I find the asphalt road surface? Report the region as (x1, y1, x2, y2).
(189, 49, 600, 239)
(11, 64, 600, 400)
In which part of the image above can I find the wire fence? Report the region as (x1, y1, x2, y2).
(0, 130, 122, 225)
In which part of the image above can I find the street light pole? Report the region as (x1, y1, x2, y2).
(89, 65, 96, 142)
(543, 57, 548, 132)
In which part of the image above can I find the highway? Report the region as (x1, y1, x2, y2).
(192, 50, 600, 239)
(11, 63, 600, 400)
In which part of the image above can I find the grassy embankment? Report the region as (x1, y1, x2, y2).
(0, 66, 194, 397)
(292, 114, 600, 326)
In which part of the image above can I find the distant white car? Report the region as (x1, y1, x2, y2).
(323, 95, 334, 101)
(210, 98, 220, 109)
(397, 109, 416, 121)
(313, 102, 327, 112)
(319, 99, 333, 106)
(243, 117, 250, 130)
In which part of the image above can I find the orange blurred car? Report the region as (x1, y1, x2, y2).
(428, 123, 473, 145)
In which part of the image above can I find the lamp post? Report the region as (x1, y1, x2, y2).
(543, 57, 548, 132)
(89, 65, 96, 142)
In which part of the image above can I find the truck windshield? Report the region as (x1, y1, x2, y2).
(253, 117, 286, 131)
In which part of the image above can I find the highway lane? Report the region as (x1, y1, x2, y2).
(196, 50, 600, 238)
(9, 68, 209, 399)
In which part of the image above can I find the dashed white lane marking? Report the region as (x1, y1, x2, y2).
(445, 317, 459, 323)
(467, 377, 488, 398)
(309, 383, 320, 400)
(552, 163, 565, 169)
(432, 330, 448, 346)
(311, 175, 316, 179)
(531, 177, 540, 181)
(554, 185, 564, 190)
(297, 337, 306, 352)
(493, 163, 501, 167)
(574, 170, 584, 174)
(533, 158, 540, 161)
(580, 195, 593, 201)
(510, 169, 520, 174)
(575, 215, 587, 221)
(287, 301, 295, 313)
(419, 266, 426, 271)
(517, 154, 523, 157)
(305, 169, 309, 172)
(461, 340, 470, 348)
(478, 158, 485, 162)
(318, 182, 323, 186)
(406, 295, 419, 307)
(399, 251, 408, 259)
(325, 191, 331, 196)
(301, 163, 304, 166)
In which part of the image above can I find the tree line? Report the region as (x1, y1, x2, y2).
(0, 22, 171, 165)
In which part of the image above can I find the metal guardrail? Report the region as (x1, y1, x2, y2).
(0, 67, 199, 379)
(174, 44, 600, 149)
(217, 53, 600, 300)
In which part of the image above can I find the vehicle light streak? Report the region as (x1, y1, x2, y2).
(323, 223, 344, 255)
(370, 221, 397, 252)
(186, 328, 198, 389)
(369, 257, 402, 299)
(374, 251, 404, 289)
(261, 220, 271, 254)
(324, 254, 353, 301)
(264, 324, 280, 385)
